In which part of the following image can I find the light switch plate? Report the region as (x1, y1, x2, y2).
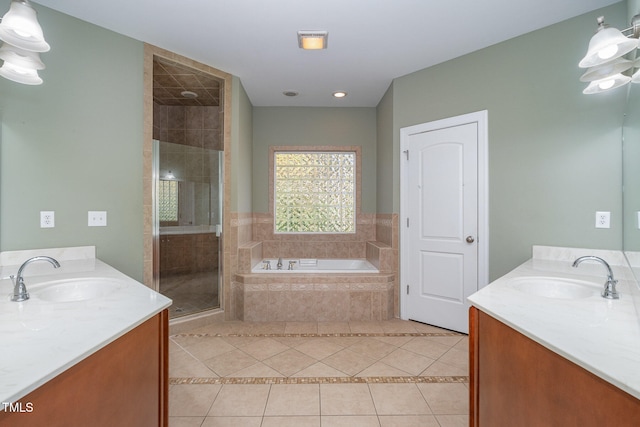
(88, 211, 107, 227)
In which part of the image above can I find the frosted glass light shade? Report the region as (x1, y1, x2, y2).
(632, 68, 640, 84)
(0, 60, 42, 85)
(0, 0, 50, 53)
(582, 73, 631, 94)
(579, 57, 633, 82)
(579, 20, 638, 68)
(0, 42, 44, 69)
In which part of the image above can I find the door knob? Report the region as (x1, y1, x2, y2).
(466, 236, 475, 243)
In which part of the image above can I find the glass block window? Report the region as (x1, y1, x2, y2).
(274, 151, 355, 233)
(158, 179, 178, 222)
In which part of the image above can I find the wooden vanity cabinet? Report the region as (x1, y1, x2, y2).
(0, 310, 169, 427)
(469, 306, 640, 426)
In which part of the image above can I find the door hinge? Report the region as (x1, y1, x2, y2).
(406, 217, 409, 227)
(406, 284, 409, 294)
(403, 149, 409, 160)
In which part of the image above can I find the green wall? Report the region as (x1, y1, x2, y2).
(376, 85, 394, 214)
(252, 107, 377, 213)
(387, 2, 627, 280)
(0, 2, 145, 280)
(230, 76, 253, 212)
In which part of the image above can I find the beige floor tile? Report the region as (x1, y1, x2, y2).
(369, 383, 432, 415)
(435, 414, 469, 426)
(424, 335, 464, 347)
(436, 348, 468, 372)
(320, 384, 376, 415)
(170, 347, 218, 378)
(229, 362, 284, 378)
(200, 416, 262, 427)
(356, 362, 414, 378)
(419, 360, 468, 377)
(238, 337, 290, 360)
(380, 319, 421, 333)
(172, 336, 237, 361)
(401, 337, 452, 360)
(322, 348, 377, 376)
(453, 336, 469, 352)
(379, 348, 435, 376)
(294, 338, 345, 360)
(168, 416, 205, 427)
(208, 384, 271, 416)
(317, 321, 351, 334)
(349, 321, 384, 333)
(221, 335, 261, 348)
(323, 336, 364, 347)
(408, 322, 449, 334)
(417, 383, 469, 415)
(204, 349, 259, 377)
(378, 415, 440, 427)
(262, 416, 320, 427)
(169, 339, 184, 354)
(347, 338, 398, 360)
(321, 415, 381, 426)
(263, 348, 317, 376)
(292, 362, 350, 377)
(285, 321, 318, 334)
(272, 336, 313, 347)
(245, 321, 286, 335)
(264, 384, 320, 416)
(169, 384, 222, 417)
(373, 335, 414, 347)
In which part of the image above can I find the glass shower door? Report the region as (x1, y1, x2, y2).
(153, 139, 222, 318)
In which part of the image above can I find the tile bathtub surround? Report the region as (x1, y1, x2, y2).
(168, 319, 469, 426)
(233, 274, 395, 322)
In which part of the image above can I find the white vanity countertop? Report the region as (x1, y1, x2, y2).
(0, 248, 172, 405)
(468, 246, 640, 400)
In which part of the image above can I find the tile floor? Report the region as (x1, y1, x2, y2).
(160, 271, 220, 318)
(169, 319, 469, 426)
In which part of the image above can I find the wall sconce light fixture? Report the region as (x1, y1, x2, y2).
(579, 15, 640, 94)
(0, 0, 49, 85)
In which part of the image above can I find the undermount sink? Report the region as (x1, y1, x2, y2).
(32, 278, 124, 302)
(507, 276, 598, 300)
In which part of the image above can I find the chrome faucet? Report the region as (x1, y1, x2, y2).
(572, 256, 619, 299)
(10, 256, 60, 302)
(288, 260, 297, 270)
(277, 257, 283, 270)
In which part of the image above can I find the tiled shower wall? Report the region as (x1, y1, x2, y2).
(153, 103, 223, 151)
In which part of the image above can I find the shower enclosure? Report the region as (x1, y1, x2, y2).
(153, 139, 223, 318)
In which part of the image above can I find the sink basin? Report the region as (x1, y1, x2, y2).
(507, 276, 598, 300)
(33, 278, 123, 302)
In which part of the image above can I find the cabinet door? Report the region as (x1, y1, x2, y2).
(0, 310, 169, 427)
(470, 307, 640, 427)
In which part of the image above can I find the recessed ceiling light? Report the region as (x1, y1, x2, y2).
(298, 31, 328, 50)
(283, 90, 299, 97)
(333, 91, 347, 98)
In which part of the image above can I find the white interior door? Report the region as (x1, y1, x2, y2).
(400, 112, 488, 333)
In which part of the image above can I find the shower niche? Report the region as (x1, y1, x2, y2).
(151, 55, 225, 318)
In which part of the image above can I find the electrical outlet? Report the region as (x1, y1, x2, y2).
(40, 211, 55, 228)
(88, 211, 107, 227)
(595, 211, 610, 229)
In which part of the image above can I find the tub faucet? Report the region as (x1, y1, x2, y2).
(10, 256, 61, 302)
(572, 256, 619, 299)
(277, 257, 283, 270)
(288, 260, 297, 270)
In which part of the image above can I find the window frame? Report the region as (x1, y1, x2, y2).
(269, 146, 361, 235)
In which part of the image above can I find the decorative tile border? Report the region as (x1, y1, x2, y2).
(172, 332, 464, 338)
(170, 376, 469, 385)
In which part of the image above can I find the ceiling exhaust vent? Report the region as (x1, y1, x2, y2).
(298, 31, 328, 50)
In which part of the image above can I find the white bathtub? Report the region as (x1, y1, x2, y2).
(252, 258, 379, 273)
